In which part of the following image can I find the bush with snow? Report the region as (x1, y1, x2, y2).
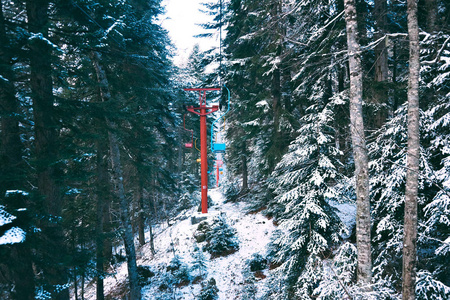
(166, 255, 191, 286)
(190, 246, 208, 281)
(137, 266, 155, 285)
(313, 242, 357, 299)
(246, 253, 268, 272)
(264, 94, 347, 299)
(221, 179, 241, 202)
(153, 255, 192, 297)
(203, 215, 239, 258)
(240, 266, 258, 300)
(198, 277, 219, 300)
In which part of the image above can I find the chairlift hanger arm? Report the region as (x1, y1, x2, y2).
(211, 85, 231, 152)
(183, 114, 194, 148)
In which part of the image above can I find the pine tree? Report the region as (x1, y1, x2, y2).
(26, 0, 70, 297)
(266, 93, 346, 299)
(203, 215, 239, 258)
(369, 104, 429, 289)
(313, 242, 357, 299)
(199, 278, 219, 300)
(419, 18, 450, 289)
(191, 246, 208, 280)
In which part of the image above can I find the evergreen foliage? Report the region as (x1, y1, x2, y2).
(313, 242, 357, 299)
(191, 246, 208, 280)
(199, 277, 219, 300)
(166, 255, 192, 286)
(203, 215, 239, 258)
(0, 0, 449, 298)
(240, 266, 258, 300)
(416, 270, 450, 300)
(265, 94, 346, 299)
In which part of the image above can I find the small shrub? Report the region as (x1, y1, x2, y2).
(194, 221, 211, 243)
(178, 192, 194, 211)
(222, 180, 241, 203)
(241, 267, 257, 300)
(157, 256, 192, 291)
(112, 253, 126, 264)
(137, 265, 155, 285)
(199, 278, 219, 300)
(246, 253, 268, 272)
(203, 216, 239, 258)
(191, 246, 208, 279)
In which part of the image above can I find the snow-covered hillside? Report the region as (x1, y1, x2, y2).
(84, 189, 276, 299)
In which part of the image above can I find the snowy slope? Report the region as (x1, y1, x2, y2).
(85, 188, 276, 299)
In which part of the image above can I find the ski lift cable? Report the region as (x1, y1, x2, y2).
(219, 0, 223, 86)
(210, 84, 230, 152)
(209, 0, 230, 153)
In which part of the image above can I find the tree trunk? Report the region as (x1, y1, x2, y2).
(1, 4, 35, 298)
(241, 145, 248, 192)
(402, 0, 420, 298)
(344, 0, 372, 288)
(91, 51, 141, 300)
(107, 126, 141, 300)
(10, 243, 34, 300)
(26, 1, 69, 298)
(137, 179, 146, 246)
(148, 218, 156, 256)
(265, 0, 283, 173)
(271, 1, 282, 135)
(392, 43, 400, 113)
(374, 0, 388, 83)
(95, 137, 109, 300)
(372, 0, 389, 128)
(103, 194, 113, 265)
(27, 0, 61, 218)
(73, 272, 78, 300)
(272, 61, 281, 134)
(425, 0, 437, 32)
(0, 0, 23, 196)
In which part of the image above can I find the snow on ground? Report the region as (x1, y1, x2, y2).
(196, 189, 275, 299)
(84, 188, 276, 299)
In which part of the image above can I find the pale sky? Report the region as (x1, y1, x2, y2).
(160, 0, 217, 66)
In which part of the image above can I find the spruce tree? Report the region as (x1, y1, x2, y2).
(267, 94, 346, 299)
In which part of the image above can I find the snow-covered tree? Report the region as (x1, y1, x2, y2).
(419, 31, 450, 289)
(265, 92, 347, 299)
(313, 242, 357, 299)
(199, 277, 219, 300)
(369, 105, 413, 287)
(203, 215, 239, 258)
(368, 102, 450, 295)
(191, 246, 208, 280)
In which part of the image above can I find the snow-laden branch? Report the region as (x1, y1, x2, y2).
(422, 35, 450, 65)
(29, 33, 63, 53)
(0, 227, 26, 245)
(360, 33, 408, 52)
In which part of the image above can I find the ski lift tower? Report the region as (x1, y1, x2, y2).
(184, 88, 220, 213)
